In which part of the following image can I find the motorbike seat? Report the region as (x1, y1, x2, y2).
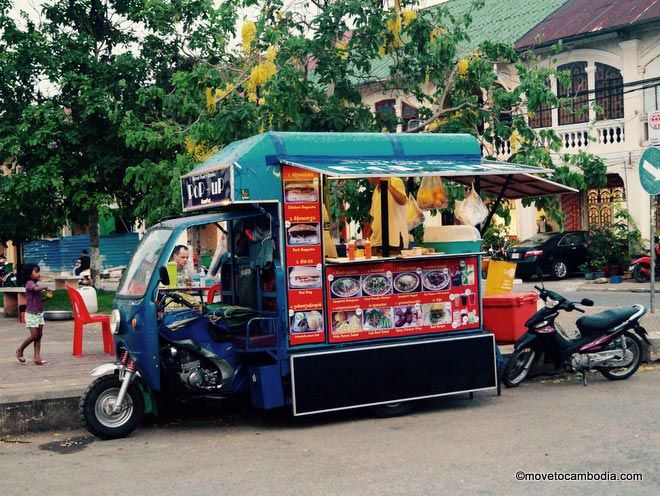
(576, 307, 638, 334)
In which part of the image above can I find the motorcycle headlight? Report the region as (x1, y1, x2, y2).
(545, 298, 559, 309)
(110, 309, 121, 334)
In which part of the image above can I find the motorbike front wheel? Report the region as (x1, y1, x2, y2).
(599, 332, 642, 381)
(503, 348, 536, 388)
(80, 375, 144, 440)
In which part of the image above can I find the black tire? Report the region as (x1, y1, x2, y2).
(371, 402, 413, 418)
(503, 347, 536, 388)
(599, 332, 642, 381)
(632, 265, 649, 283)
(80, 374, 144, 440)
(551, 259, 568, 280)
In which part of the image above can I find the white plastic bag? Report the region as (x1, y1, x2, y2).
(456, 185, 489, 226)
(406, 194, 425, 231)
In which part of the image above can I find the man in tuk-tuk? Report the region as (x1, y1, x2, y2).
(170, 245, 191, 287)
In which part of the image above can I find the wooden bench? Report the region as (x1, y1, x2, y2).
(53, 275, 81, 290)
(0, 287, 26, 317)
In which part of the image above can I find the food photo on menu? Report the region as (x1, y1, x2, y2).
(330, 276, 362, 299)
(422, 303, 452, 326)
(362, 307, 393, 331)
(284, 180, 319, 203)
(288, 266, 322, 289)
(393, 305, 422, 328)
(331, 310, 362, 334)
(287, 223, 320, 245)
(361, 273, 392, 297)
(392, 271, 421, 294)
(290, 310, 324, 334)
(422, 268, 451, 291)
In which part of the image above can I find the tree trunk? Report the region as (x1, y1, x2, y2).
(89, 209, 100, 287)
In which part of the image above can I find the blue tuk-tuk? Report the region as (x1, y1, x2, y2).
(80, 132, 575, 439)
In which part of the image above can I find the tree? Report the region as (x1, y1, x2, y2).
(0, 0, 239, 282)
(123, 0, 604, 231)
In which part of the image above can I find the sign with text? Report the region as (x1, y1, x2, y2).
(649, 111, 660, 144)
(326, 256, 480, 343)
(181, 165, 231, 212)
(282, 165, 325, 346)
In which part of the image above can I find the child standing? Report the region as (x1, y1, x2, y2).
(16, 264, 49, 365)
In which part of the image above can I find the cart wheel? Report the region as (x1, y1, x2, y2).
(371, 402, 413, 418)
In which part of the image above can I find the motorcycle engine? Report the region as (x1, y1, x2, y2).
(174, 349, 221, 391)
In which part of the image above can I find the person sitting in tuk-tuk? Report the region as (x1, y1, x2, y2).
(170, 245, 192, 287)
(368, 177, 408, 256)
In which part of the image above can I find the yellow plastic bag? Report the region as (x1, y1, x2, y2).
(416, 176, 448, 211)
(406, 194, 425, 231)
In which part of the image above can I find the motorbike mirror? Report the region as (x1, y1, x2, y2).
(159, 266, 170, 286)
(581, 298, 594, 307)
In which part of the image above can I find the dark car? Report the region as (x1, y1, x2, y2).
(507, 231, 588, 280)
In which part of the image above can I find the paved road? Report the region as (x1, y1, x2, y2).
(516, 279, 660, 309)
(1, 365, 658, 496)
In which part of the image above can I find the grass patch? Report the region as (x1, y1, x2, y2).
(44, 289, 116, 314)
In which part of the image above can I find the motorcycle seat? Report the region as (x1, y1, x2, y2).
(576, 307, 638, 334)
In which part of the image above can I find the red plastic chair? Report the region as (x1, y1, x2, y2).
(65, 286, 114, 357)
(206, 283, 221, 304)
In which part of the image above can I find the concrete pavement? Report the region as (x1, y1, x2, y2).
(0, 365, 658, 496)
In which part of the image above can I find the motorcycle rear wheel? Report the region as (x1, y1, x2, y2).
(599, 332, 642, 381)
(632, 265, 649, 283)
(80, 375, 144, 440)
(503, 348, 536, 388)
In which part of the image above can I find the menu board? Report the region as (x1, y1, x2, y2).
(282, 165, 325, 346)
(326, 256, 480, 343)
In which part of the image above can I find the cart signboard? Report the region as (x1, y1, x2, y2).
(639, 147, 660, 196)
(181, 165, 231, 212)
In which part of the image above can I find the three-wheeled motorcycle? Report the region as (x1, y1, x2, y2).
(80, 132, 578, 439)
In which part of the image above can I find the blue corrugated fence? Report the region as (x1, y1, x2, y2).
(24, 233, 140, 272)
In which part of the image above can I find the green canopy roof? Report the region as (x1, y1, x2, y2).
(187, 132, 576, 201)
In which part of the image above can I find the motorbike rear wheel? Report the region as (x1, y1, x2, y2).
(599, 332, 642, 381)
(371, 402, 413, 418)
(503, 348, 536, 388)
(632, 264, 650, 283)
(80, 375, 144, 440)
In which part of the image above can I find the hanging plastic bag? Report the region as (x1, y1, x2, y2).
(456, 183, 489, 226)
(416, 176, 448, 211)
(406, 194, 425, 231)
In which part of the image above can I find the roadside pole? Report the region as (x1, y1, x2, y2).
(638, 145, 660, 314)
(651, 195, 656, 314)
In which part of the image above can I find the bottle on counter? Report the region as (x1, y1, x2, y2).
(364, 239, 372, 259)
(347, 240, 356, 261)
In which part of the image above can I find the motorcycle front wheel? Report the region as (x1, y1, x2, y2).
(80, 375, 144, 440)
(599, 332, 642, 381)
(503, 348, 536, 388)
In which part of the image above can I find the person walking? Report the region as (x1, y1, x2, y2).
(15, 264, 50, 365)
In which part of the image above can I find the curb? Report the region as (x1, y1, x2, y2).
(576, 284, 655, 293)
(0, 396, 81, 436)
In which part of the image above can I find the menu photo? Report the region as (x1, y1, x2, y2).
(290, 309, 324, 334)
(288, 265, 322, 290)
(284, 179, 319, 203)
(286, 222, 320, 246)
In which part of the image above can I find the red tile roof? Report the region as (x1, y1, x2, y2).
(516, 0, 660, 49)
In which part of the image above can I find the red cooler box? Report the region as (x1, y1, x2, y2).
(482, 293, 538, 344)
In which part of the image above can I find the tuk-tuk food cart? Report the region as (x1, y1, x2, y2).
(82, 132, 576, 438)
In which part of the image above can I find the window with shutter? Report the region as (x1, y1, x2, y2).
(595, 63, 623, 121)
(558, 62, 589, 126)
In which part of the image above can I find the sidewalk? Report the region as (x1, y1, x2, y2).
(0, 315, 109, 434)
(576, 279, 658, 293)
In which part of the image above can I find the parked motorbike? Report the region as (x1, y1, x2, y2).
(0, 258, 18, 287)
(503, 275, 650, 387)
(630, 241, 660, 283)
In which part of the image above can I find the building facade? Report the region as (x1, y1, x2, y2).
(358, 0, 660, 243)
